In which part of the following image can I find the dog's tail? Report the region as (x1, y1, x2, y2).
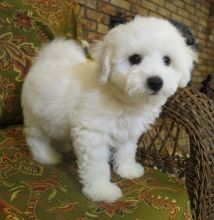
(34, 38, 87, 67)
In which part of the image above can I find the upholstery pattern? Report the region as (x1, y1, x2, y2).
(0, 126, 192, 219)
(0, 0, 83, 126)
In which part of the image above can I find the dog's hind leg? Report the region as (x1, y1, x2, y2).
(24, 126, 62, 165)
(52, 139, 73, 153)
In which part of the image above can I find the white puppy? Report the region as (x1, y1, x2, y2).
(21, 16, 196, 202)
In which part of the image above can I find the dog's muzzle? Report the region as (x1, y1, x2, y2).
(147, 76, 163, 92)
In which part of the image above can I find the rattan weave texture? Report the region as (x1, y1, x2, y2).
(138, 87, 214, 220)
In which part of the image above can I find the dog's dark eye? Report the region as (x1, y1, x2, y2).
(129, 54, 142, 65)
(163, 56, 171, 66)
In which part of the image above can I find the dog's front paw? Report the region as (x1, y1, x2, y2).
(115, 162, 144, 179)
(83, 182, 122, 202)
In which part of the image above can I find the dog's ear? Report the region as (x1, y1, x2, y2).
(169, 19, 198, 88)
(169, 19, 197, 49)
(179, 74, 191, 88)
(91, 41, 112, 84)
(178, 48, 197, 88)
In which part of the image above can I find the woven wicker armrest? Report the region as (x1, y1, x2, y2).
(138, 87, 214, 220)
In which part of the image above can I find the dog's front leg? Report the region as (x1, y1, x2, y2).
(72, 128, 122, 202)
(113, 142, 144, 179)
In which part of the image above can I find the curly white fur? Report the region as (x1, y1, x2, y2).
(21, 16, 197, 202)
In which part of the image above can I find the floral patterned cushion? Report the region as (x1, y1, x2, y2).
(0, 0, 83, 126)
(0, 125, 192, 220)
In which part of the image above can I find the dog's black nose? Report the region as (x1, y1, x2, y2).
(147, 76, 163, 92)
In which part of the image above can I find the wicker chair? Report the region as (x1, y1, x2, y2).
(138, 87, 214, 220)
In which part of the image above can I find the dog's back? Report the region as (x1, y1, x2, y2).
(35, 39, 86, 67)
(21, 39, 87, 138)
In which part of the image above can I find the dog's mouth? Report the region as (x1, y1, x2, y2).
(147, 89, 160, 96)
(149, 91, 158, 95)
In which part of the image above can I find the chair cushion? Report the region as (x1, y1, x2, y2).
(0, 125, 192, 220)
(0, 0, 83, 126)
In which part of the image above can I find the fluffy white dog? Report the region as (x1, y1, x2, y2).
(22, 16, 196, 202)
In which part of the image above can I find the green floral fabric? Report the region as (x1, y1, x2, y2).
(0, 125, 192, 220)
(0, 0, 83, 126)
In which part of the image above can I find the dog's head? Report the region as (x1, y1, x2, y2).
(92, 16, 197, 102)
